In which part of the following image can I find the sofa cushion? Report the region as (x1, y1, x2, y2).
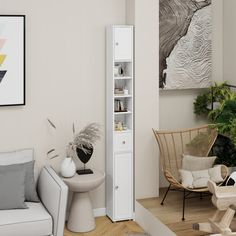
(0, 202, 52, 236)
(0, 149, 33, 165)
(0, 161, 39, 202)
(0, 170, 27, 210)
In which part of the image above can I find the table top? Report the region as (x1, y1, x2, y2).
(62, 169, 105, 193)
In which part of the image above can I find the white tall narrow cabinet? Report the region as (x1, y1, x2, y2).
(106, 25, 134, 222)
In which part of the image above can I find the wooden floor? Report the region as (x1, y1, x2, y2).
(64, 216, 144, 236)
(138, 188, 236, 236)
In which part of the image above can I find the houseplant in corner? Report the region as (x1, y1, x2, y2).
(193, 82, 236, 167)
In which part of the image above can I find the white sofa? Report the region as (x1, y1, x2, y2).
(0, 149, 68, 236)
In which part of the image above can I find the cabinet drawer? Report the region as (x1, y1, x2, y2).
(114, 133, 132, 152)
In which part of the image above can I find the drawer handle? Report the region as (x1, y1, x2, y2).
(115, 186, 119, 190)
(115, 42, 119, 46)
(122, 141, 126, 144)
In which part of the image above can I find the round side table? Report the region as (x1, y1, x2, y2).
(62, 169, 105, 233)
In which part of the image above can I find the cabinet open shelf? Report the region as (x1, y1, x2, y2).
(114, 94, 132, 98)
(114, 130, 132, 134)
(114, 59, 132, 63)
(114, 111, 132, 115)
(114, 76, 132, 80)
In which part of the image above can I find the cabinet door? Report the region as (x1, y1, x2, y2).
(114, 27, 132, 61)
(114, 152, 133, 220)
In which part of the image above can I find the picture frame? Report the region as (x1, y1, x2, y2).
(0, 15, 25, 106)
(159, 1, 212, 90)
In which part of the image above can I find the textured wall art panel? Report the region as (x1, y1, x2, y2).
(159, 0, 212, 89)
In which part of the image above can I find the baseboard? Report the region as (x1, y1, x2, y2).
(93, 207, 106, 217)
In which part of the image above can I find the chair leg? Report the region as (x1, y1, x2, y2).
(161, 184, 171, 205)
(182, 189, 186, 221)
(200, 192, 203, 200)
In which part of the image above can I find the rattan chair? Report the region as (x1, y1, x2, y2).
(153, 125, 228, 221)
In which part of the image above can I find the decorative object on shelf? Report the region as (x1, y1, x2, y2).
(114, 64, 124, 77)
(0, 15, 25, 106)
(194, 82, 236, 167)
(72, 123, 101, 175)
(115, 121, 126, 131)
(159, 0, 212, 89)
(115, 100, 126, 112)
(123, 87, 129, 95)
(114, 88, 124, 95)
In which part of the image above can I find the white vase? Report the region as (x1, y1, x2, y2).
(60, 157, 76, 178)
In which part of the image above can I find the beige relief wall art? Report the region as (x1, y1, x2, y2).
(159, 0, 212, 90)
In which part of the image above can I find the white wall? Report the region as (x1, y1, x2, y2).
(0, 0, 126, 209)
(159, 0, 224, 187)
(130, 0, 159, 199)
(224, 0, 236, 85)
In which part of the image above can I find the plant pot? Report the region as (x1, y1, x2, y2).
(60, 157, 76, 178)
(212, 134, 236, 167)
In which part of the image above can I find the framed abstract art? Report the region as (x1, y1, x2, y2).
(0, 15, 25, 106)
(159, 0, 212, 90)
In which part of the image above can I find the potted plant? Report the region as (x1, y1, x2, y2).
(47, 120, 101, 176)
(70, 122, 101, 175)
(193, 82, 236, 167)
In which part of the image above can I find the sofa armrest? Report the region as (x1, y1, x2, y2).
(37, 166, 68, 236)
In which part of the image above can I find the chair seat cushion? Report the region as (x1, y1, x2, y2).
(179, 165, 224, 188)
(0, 202, 52, 236)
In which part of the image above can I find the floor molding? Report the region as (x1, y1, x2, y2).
(93, 207, 106, 217)
(135, 201, 176, 236)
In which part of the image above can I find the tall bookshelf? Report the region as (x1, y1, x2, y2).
(106, 25, 134, 222)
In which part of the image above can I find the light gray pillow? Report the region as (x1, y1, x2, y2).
(0, 170, 27, 210)
(182, 154, 217, 171)
(0, 161, 39, 202)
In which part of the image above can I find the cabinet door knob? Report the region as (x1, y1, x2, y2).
(115, 42, 119, 46)
(115, 186, 119, 190)
(122, 141, 126, 144)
